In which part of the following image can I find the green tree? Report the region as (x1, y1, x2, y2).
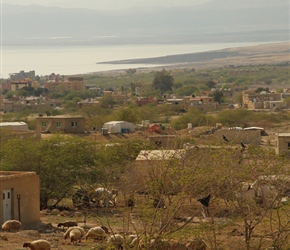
(100, 95, 116, 108)
(170, 108, 213, 130)
(211, 90, 224, 103)
(0, 136, 100, 209)
(152, 70, 174, 94)
(115, 107, 139, 123)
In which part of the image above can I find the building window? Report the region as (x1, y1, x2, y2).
(71, 121, 78, 127)
(56, 122, 61, 128)
(41, 121, 46, 127)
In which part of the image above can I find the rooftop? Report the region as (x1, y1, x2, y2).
(0, 171, 37, 180)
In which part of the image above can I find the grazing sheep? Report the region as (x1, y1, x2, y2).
(57, 221, 78, 230)
(64, 226, 86, 241)
(129, 237, 140, 248)
(2, 220, 22, 232)
(94, 188, 118, 207)
(69, 228, 82, 245)
(23, 239, 51, 250)
(85, 226, 109, 242)
(107, 234, 124, 250)
(125, 195, 135, 211)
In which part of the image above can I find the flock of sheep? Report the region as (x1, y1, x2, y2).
(1, 219, 207, 250)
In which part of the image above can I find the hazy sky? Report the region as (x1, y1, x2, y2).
(2, 0, 212, 10)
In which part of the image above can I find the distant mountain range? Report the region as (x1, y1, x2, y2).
(2, 0, 289, 46)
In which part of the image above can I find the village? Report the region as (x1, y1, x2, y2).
(1, 45, 290, 249)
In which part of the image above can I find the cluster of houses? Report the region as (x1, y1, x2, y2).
(1, 70, 290, 113)
(1, 70, 290, 227)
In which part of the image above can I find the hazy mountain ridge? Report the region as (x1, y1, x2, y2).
(2, 0, 289, 46)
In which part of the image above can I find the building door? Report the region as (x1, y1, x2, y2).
(3, 189, 12, 222)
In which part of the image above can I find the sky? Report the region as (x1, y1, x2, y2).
(2, 0, 212, 10)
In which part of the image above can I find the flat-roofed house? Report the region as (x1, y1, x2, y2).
(276, 133, 290, 156)
(130, 150, 185, 193)
(0, 171, 40, 226)
(36, 115, 86, 135)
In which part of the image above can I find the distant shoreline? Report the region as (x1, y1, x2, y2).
(93, 41, 289, 75)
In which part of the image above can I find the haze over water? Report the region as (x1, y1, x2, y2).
(1, 42, 277, 79)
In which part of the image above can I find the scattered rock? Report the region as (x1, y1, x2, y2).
(50, 209, 61, 215)
(1, 234, 8, 241)
(60, 210, 72, 217)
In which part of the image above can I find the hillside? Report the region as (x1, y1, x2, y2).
(2, 0, 289, 45)
(94, 42, 289, 75)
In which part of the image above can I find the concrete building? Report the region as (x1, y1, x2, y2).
(9, 70, 35, 81)
(36, 115, 86, 134)
(0, 122, 29, 130)
(215, 129, 262, 145)
(184, 96, 218, 112)
(0, 171, 40, 226)
(276, 133, 290, 156)
(10, 79, 33, 91)
(44, 77, 85, 92)
(242, 90, 283, 109)
(0, 122, 40, 142)
(1, 97, 62, 112)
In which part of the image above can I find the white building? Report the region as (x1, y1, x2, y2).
(0, 122, 29, 130)
(102, 121, 135, 134)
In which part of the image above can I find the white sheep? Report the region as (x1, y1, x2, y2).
(85, 226, 109, 242)
(129, 237, 140, 248)
(69, 228, 82, 245)
(107, 234, 124, 250)
(2, 220, 22, 232)
(121, 234, 140, 248)
(63, 226, 85, 241)
(94, 188, 118, 207)
(23, 239, 51, 250)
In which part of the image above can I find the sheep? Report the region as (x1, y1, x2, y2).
(125, 196, 135, 211)
(107, 234, 124, 250)
(57, 221, 78, 230)
(2, 220, 22, 232)
(93, 188, 118, 207)
(85, 226, 109, 242)
(69, 228, 82, 245)
(64, 226, 86, 242)
(129, 237, 140, 248)
(23, 239, 51, 250)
